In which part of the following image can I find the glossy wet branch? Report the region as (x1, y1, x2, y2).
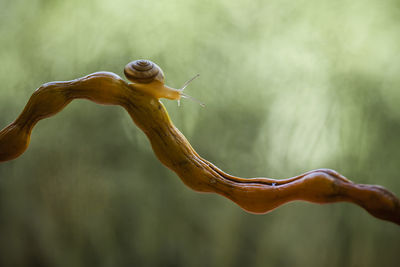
(0, 69, 399, 225)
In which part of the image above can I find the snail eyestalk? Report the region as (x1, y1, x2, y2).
(179, 74, 200, 92)
(177, 74, 205, 107)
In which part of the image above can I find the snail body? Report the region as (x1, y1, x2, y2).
(129, 78, 180, 101)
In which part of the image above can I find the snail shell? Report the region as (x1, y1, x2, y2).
(124, 60, 164, 84)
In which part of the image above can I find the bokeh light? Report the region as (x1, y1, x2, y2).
(1, 0, 399, 266)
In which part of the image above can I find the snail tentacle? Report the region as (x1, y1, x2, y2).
(180, 92, 205, 107)
(178, 74, 200, 92)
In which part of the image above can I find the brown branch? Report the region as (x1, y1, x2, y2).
(1, 71, 399, 225)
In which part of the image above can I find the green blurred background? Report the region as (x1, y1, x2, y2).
(1, 0, 400, 266)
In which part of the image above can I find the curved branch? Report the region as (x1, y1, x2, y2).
(1, 72, 399, 225)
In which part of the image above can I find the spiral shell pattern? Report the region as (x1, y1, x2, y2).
(124, 59, 164, 84)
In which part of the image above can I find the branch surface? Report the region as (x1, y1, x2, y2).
(1, 72, 399, 225)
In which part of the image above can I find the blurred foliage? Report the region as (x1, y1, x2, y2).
(1, 0, 400, 266)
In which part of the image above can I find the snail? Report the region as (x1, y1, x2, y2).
(124, 59, 204, 107)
